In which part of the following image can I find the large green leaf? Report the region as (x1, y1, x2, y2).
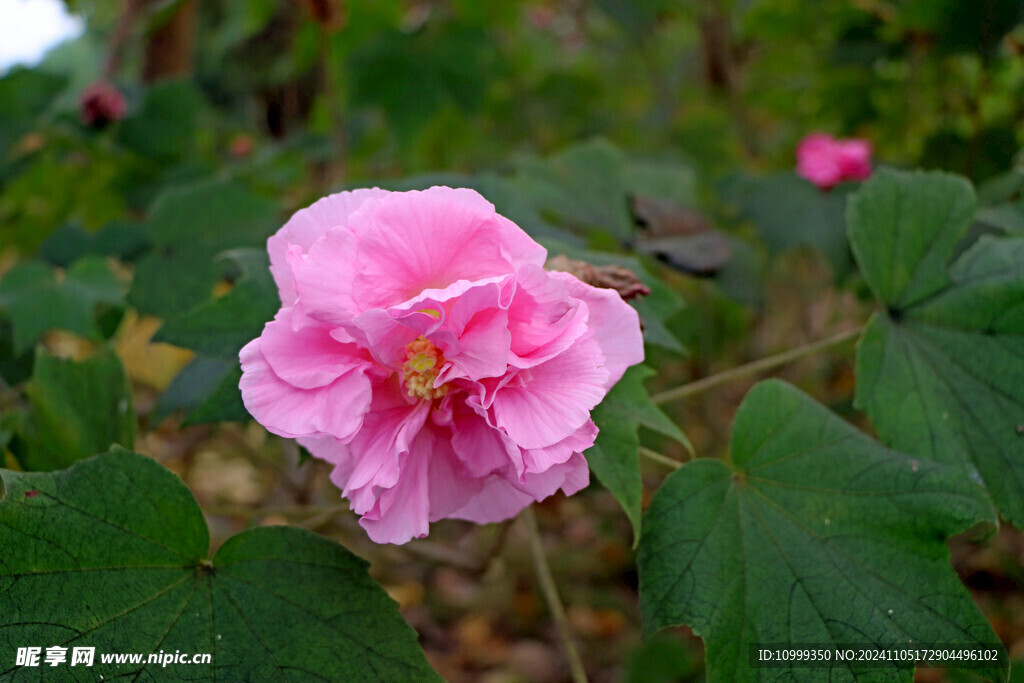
(0, 257, 125, 353)
(588, 365, 692, 543)
(847, 169, 975, 309)
(16, 348, 133, 472)
(154, 249, 278, 360)
(129, 180, 280, 318)
(117, 81, 204, 161)
(0, 449, 441, 681)
(726, 173, 854, 278)
(849, 169, 1024, 525)
(512, 139, 635, 242)
(638, 380, 1006, 683)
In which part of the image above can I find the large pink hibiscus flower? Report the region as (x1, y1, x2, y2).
(240, 187, 644, 544)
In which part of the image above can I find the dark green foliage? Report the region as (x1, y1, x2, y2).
(638, 381, 1006, 683)
(0, 450, 442, 681)
(849, 170, 1024, 526)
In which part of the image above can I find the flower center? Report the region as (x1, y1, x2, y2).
(402, 336, 449, 400)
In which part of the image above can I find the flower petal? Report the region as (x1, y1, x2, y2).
(239, 338, 373, 441)
(521, 419, 598, 474)
(547, 271, 644, 389)
(450, 453, 589, 524)
(259, 308, 379, 389)
(492, 335, 609, 449)
(289, 227, 363, 326)
(506, 264, 589, 369)
(340, 381, 430, 515)
(269, 188, 389, 305)
(449, 402, 521, 478)
(345, 187, 529, 310)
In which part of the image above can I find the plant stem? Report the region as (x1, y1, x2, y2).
(651, 326, 862, 405)
(522, 506, 588, 683)
(639, 446, 683, 470)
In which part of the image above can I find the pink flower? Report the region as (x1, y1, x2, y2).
(795, 132, 873, 190)
(79, 81, 127, 129)
(240, 187, 644, 544)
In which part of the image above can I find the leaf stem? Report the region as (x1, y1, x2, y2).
(639, 446, 683, 470)
(651, 327, 862, 405)
(522, 506, 588, 683)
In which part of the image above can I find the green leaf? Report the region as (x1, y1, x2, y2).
(118, 81, 204, 161)
(154, 249, 278, 359)
(18, 349, 133, 471)
(588, 366, 692, 544)
(847, 169, 976, 309)
(348, 27, 496, 142)
(0, 148, 130, 251)
(638, 380, 1006, 683)
(183, 363, 248, 425)
(854, 235, 1024, 525)
(0, 68, 66, 154)
(0, 258, 125, 354)
(40, 221, 151, 268)
(849, 169, 1024, 525)
(623, 158, 698, 206)
(152, 356, 235, 424)
(129, 180, 280, 318)
(512, 139, 635, 242)
(0, 449, 441, 681)
(975, 203, 1024, 235)
(726, 173, 854, 278)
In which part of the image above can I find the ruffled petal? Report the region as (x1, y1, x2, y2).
(389, 276, 513, 382)
(239, 338, 373, 441)
(521, 419, 598, 474)
(357, 435, 431, 544)
(494, 215, 548, 268)
(269, 188, 389, 305)
(491, 335, 608, 450)
(506, 264, 589, 369)
(450, 402, 521, 477)
(259, 308, 380, 389)
(449, 453, 589, 524)
(547, 271, 645, 389)
(340, 381, 430, 515)
(345, 187, 524, 310)
(298, 434, 354, 486)
(289, 227, 363, 326)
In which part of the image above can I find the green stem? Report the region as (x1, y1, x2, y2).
(639, 446, 683, 470)
(651, 327, 861, 405)
(522, 506, 588, 683)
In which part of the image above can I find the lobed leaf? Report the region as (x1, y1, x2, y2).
(849, 169, 1024, 526)
(638, 380, 1006, 682)
(0, 449, 441, 681)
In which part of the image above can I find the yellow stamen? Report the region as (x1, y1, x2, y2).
(402, 336, 448, 400)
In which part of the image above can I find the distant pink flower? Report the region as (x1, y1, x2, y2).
(79, 81, 126, 129)
(240, 187, 644, 544)
(796, 132, 872, 190)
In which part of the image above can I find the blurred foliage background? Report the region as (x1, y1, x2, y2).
(3, 0, 1024, 680)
